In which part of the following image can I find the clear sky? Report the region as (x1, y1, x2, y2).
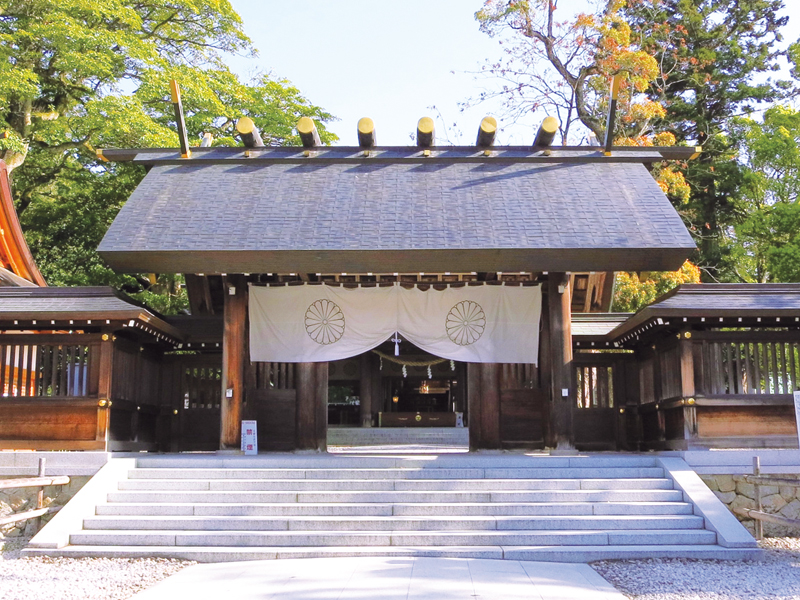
(227, 0, 800, 146)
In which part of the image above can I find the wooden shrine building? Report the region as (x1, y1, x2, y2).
(2, 128, 799, 453)
(91, 140, 699, 452)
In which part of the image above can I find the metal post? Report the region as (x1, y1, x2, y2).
(753, 456, 763, 540)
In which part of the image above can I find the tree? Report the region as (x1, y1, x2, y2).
(731, 106, 800, 282)
(475, 0, 665, 143)
(474, 0, 792, 306)
(473, 0, 689, 201)
(612, 260, 701, 312)
(623, 0, 790, 281)
(1, 1, 336, 312)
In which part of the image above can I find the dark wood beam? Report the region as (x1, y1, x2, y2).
(97, 145, 701, 166)
(548, 272, 574, 449)
(467, 363, 482, 450)
(185, 274, 215, 315)
(479, 363, 501, 449)
(220, 275, 247, 449)
(296, 362, 327, 451)
(314, 362, 328, 451)
(360, 353, 373, 427)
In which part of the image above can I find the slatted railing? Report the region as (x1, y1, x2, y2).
(183, 365, 221, 409)
(0, 338, 98, 398)
(576, 365, 614, 409)
(253, 362, 296, 390)
(701, 339, 800, 396)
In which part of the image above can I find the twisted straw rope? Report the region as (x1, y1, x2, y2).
(371, 348, 449, 368)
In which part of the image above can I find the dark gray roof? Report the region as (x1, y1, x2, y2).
(610, 284, 800, 341)
(0, 286, 181, 339)
(572, 313, 632, 339)
(98, 157, 695, 274)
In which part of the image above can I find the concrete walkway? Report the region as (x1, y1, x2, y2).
(131, 556, 625, 600)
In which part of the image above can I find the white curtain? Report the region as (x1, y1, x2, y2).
(249, 283, 541, 364)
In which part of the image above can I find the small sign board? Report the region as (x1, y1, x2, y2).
(794, 392, 800, 447)
(241, 420, 257, 455)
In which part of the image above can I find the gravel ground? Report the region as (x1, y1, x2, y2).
(594, 538, 800, 600)
(4, 535, 800, 599)
(0, 537, 193, 600)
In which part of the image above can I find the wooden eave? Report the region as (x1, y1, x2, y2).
(0, 287, 183, 344)
(607, 284, 800, 348)
(98, 144, 702, 166)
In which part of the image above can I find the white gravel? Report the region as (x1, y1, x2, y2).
(593, 538, 800, 599)
(5, 535, 800, 599)
(0, 537, 193, 600)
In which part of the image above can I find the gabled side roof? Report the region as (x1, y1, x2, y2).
(0, 286, 182, 342)
(609, 284, 800, 345)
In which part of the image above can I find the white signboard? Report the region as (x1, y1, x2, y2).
(241, 420, 258, 455)
(794, 392, 800, 448)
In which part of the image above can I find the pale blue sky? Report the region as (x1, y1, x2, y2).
(228, 0, 800, 146)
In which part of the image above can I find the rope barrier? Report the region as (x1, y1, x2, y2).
(370, 348, 448, 367)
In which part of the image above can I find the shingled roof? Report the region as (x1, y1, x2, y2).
(0, 286, 182, 342)
(97, 146, 696, 274)
(609, 284, 800, 345)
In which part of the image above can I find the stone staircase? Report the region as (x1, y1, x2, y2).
(24, 454, 760, 562)
(327, 427, 469, 451)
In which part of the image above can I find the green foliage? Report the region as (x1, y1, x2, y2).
(0, 0, 336, 313)
(612, 261, 701, 312)
(732, 106, 800, 282)
(623, 0, 790, 281)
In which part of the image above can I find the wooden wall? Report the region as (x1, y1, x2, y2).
(636, 330, 800, 450)
(469, 363, 544, 450)
(0, 332, 178, 452)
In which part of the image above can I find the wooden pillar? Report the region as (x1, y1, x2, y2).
(455, 362, 467, 415)
(371, 354, 382, 424)
(96, 330, 114, 449)
(480, 363, 501, 449)
(467, 363, 482, 450)
(539, 292, 553, 447)
(467, 363, 501, 450)
(296, 362, 316, 449)
(679, 332, 698, 443)
(547, 272, 574, 450)
(296, 362, 328, 451)
(359, 353, 373, 427)
(220, 275, 248, 450)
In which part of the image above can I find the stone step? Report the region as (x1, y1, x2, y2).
(106, 489, 685, 504)
(115, 478, 673, 492)
(69, 529, 718, 547)
(126, 467, 666, 480)
(328, 429, 469, 443)
(82, 514, 705, 532)
(22, 544, 762, 563)
(133, 455, 659, 470)
(96, 500, 694, 517)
